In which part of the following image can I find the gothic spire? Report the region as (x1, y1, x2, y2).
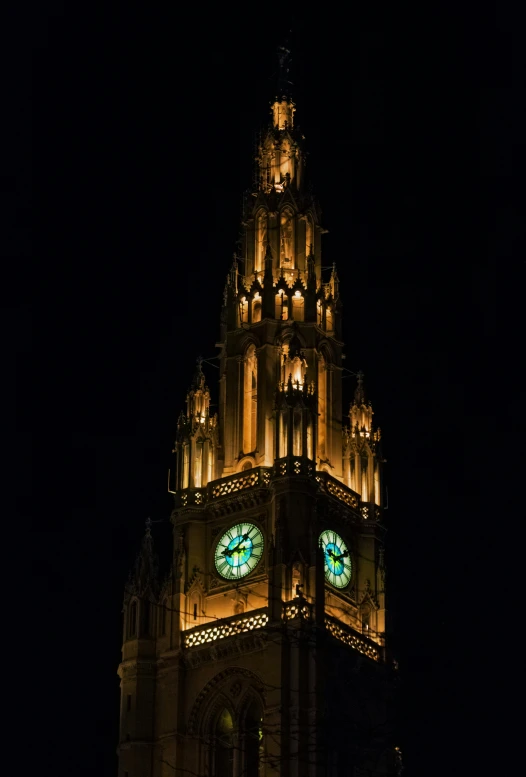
(190, 356, 206, 391)
(354, 370, 366, 405)
(276, 38, 293, 100)
(130, 518, 159, 595)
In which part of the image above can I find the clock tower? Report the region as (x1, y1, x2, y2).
(118, 59, 398, 777)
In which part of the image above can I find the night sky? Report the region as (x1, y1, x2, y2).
(25, 6, 521, 776)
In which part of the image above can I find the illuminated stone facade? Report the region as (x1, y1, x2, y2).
(117, 87, 397, 776)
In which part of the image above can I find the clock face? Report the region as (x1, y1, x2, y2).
(214, 523, 264, 580)
(319, 530, 352, 589)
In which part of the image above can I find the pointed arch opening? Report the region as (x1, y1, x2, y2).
(317, 353, 328, 462)
(291, 290, 304, 321)
(255, 211, 267, 274)
(241, 697, 263, 777)
(280, 208, 294, 269)
(293, 408, 303, 457)
(239, 296, 249, 326)
(252, 293, 262, 323)
(213, 707, 235, 777)
(275, 289, 288, 320)
(243, 344, 257, 455)
(182, 443, 189, 489)
(194, 440, 203, 488)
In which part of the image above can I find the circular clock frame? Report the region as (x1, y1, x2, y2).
(319, 529, 352, 589)
(214, 522, 264, 581)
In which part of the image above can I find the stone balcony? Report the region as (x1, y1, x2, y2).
(182, 602, 381, 663)
(173, 460, 381, 522)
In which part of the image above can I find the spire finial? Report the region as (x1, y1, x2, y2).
(354, 370, 365, 404)
(190, 356, 206, 390)
(130, 519, 159, 595)
(276, 36, 293, 98)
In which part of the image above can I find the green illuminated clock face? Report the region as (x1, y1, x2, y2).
(214, 523, 264, 580)
(319, 530, 352, 589)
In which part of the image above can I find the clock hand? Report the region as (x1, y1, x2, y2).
(223, 533, 250, 558)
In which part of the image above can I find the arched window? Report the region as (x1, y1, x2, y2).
(293, 408, 302, 457)
(239, 297, 248, 325)
(242, 699, 263, 777)
(292, 291, 304, 321)
(213, 708, 234, 777)
(317, 353, 327, 461)
(280, 208, 294, 268)
(252, 294, 262, 323)
(128, 601, 137, 639)
(194, 441, 203, 488)
(182, 444, 189, 489)
(326, 306, 333, 333)
(361, 454, 369, 501)
(279, 407, 288, 458)
(275, 289, 288, 320)
(243, 345, 257, 454)
(255, 211, 267, 273)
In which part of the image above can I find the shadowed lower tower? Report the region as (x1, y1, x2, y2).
(118, 56, 399, 777)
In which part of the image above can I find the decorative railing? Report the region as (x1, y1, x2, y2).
(282, 598, 313, 622)
(274, 456, 315, 478)
(183, 607, 269, 649)
(174, 467, 272, 508)
(325, 615, 380, 661)
(210, 467, 271, 499)
(178, 489, 207, 508)
(174, 464, 379, 521)
(359, 502, 381, 521)
(182, 605, 380, 661)
(315, 471, 360, 510)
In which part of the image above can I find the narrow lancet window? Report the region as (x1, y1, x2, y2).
(280, 209, 294, 268)
(214, 708, 234, 777)
(243, 345, 257, 454)
(256, 212, 267, 273)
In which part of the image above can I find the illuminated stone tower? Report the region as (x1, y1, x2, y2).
(118, 57, 397, 777)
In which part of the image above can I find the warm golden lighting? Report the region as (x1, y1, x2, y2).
(243, 345, 257, 454)
(272, 98, 295, 130)
(124, 82, 391, 777)
(292, 293, 304, 321)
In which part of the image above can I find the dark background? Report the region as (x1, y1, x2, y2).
(21, 4, 521, 776)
